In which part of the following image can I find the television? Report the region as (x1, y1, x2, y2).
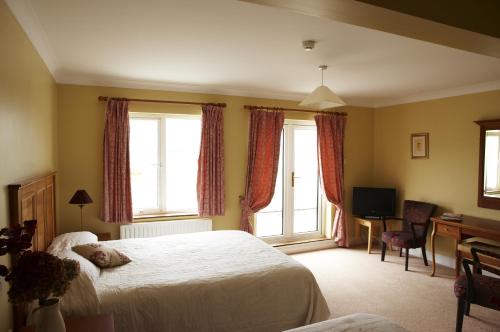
(352, 187, 396, 219)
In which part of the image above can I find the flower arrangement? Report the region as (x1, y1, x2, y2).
(7, 251, 80, 305)
(0, 220, 80, 305)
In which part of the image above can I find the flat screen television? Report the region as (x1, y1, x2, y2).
(352, 187, 396, 218)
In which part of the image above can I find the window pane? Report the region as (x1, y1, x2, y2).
(165, 117, 201, 212)
(293, 127, 319, 233)
(130, 117, 160, 214)
(255, 134, 284, 237)
(485, 131, 500, 193)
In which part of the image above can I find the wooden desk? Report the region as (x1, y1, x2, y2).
(430, 216, 500, 277)
(21, 314, 114, 332)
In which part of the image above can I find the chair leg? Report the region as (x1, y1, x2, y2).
(456, 298, 465, 332)
(421, 247, 428, 266)
(381, 242, 387, 261)
(465, 301, 470, 316)
(399, 248, 402, 257)
(405, 248, 409, 271)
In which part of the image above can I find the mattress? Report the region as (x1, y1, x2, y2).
(61, 230, 330, 332)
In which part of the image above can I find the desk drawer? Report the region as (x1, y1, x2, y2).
(436, 223, 460, 239)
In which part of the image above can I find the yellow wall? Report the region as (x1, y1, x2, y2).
(0, 1, 57, 330)
(57, 84, 374, 241)
(373, 90, 500, 259)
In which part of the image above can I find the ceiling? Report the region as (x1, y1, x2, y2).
(7, 0, 500, 107)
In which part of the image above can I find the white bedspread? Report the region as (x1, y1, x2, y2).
(62, 230, 330, 332)
(284, 314, 409, 332)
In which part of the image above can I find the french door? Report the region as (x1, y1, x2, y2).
(255, 120, 324, 243)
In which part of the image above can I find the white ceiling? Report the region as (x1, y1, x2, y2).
(7, 0, 500, 107)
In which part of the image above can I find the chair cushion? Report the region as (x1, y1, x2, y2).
(454, 274, 500, 310)
(382, 231, 425, 248)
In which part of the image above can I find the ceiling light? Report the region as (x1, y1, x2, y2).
(299, 65, 346, 109)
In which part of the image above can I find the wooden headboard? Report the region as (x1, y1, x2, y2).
(8, 172, 56, 252)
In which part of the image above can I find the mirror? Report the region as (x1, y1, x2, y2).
(476, 119, 500, 209)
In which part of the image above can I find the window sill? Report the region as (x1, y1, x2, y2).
(133, 212, 198, 221)
(272, 237, 328, 247)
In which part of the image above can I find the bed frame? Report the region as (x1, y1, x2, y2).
(8, 172, 57, 330)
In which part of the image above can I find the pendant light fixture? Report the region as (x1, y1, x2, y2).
(299, 65, 345, 109)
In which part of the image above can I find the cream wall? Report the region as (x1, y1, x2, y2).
(57, 84, 374, 241)
(373, 90, 500, 260)
(0, 1, 57, 331)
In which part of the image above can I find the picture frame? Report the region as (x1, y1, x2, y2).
(411, 133, 429, 159)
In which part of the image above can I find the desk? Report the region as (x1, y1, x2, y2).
(430, 216, 500, 277)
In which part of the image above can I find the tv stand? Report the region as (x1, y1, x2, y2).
(354, 217, 396, 254)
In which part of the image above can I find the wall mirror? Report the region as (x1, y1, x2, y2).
(476, 119, 500, 209)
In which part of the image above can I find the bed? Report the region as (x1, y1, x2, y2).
(284, 314, 409, 332)
(10, 173, 330, 332)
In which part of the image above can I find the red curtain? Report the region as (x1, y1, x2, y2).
(197, 105, 225, 216)
(103, 99, 133, 223)
(240, 110, 284, 233)
(315, 113, 348, 247)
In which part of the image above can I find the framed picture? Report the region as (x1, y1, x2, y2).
(411, 133, 429, 159)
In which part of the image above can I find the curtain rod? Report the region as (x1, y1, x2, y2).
(97, 96, 226, 108)
(243, 105, 347, 116)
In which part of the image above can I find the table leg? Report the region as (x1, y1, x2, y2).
(367, 223, 372, 254)
(355, 221, 360, 240)
(431, 221, 437, 276)
(455, 239, 460, 277)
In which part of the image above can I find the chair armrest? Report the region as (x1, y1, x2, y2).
(470, 247, 500, 276)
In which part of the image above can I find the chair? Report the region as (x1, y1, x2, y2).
(380, 200, 437, 271)
(454, 247, 500, 332)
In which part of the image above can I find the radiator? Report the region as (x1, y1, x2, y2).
(120, 218, 212, 239)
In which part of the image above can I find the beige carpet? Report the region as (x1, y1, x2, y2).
(292, 246, 500, 332)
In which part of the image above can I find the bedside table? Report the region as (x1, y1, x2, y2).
(21, 314, 114, 332)
(97, 232, 112, 241)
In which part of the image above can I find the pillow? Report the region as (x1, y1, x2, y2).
(73, 243, 131, 268)
(52, 248, 100, 283)
(47, 231, 98, 254)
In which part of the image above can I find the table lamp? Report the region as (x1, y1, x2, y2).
(69, 189, 93, 230)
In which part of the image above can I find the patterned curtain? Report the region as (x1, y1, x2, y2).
(103, 98, 133, 223)
(240, 110, 284, 233)
(315, 113, 348, 247)
(197, 105, 225, 216)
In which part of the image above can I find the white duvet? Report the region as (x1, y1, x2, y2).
(62, 230, 330, 332)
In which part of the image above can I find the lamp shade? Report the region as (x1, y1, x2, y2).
(299, 85, 346, 110)
(69, 190, 93, 205)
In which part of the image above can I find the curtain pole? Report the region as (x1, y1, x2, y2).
(243, 105, 347, 116)
(98, 96, 226, 108)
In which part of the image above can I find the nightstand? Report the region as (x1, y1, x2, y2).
(97, 232, 112, 241)
(21, 314, 114, 332)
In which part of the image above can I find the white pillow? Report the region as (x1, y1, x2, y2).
(54, 249, 100, 317)
(48, 231, 98, 254)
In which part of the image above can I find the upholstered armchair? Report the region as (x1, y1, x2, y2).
(454, 247, 500, 332)
(380, 200, 437, 271)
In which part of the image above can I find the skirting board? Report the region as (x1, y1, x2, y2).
(277, 239, 337, 254)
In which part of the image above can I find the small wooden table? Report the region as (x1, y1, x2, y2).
(354, 217, 396, 254)
(430, 216, 500, 277)
(21, 314, 114, 332)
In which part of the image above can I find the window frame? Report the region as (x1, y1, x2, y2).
(129, 112, 201, 218)
(256, 119, 326, 244)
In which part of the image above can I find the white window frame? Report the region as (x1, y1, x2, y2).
(485, 130, 500, 195)
(129, 112, 201, 217)
(257, 119, 325, 244)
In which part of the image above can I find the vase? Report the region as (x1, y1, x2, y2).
(32, 298, 66, 332)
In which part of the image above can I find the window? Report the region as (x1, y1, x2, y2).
(129, 113, 201, 216)
(485, 129, 500, 196)
(255, 120, 325, 242)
